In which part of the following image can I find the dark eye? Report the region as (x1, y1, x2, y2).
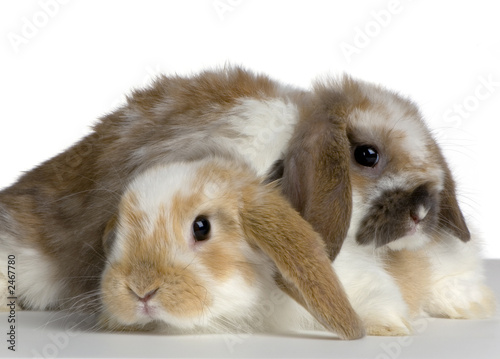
(192, 216, 211, 241)
(354, 145, 379, 167)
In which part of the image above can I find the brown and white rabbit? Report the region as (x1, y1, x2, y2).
(0, 66, 359, 338)
(98, 156, 362, 338)
(311, 76, 496, 335)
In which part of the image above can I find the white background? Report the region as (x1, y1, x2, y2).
(0, 0, 499, 258)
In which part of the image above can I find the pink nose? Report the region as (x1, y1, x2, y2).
(129, 287, 159, 303)
(139, 289, 158, 303)
(410, 212, 421, 224)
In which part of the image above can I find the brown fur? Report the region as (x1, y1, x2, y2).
(101, 188, 215, 324)
(0, 66, 354, 313)
(100, 159, 364, 339)
(435, 155, 471, 242)
(101, 261, 209, 324)
(385, 249, 431, 316)
(329, 75, 470, 245)
(239, 181, 364, 339)
(328, 76, 480, 329)
(277, 91, 352, 260)
(171, 187, 254, 283)
(0, 67, 280, 309)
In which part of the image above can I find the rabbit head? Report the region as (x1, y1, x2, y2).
(317, 76, 470, 251)
(100, 157, 364, 339)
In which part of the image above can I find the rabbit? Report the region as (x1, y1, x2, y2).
(0, 66, 353, 330)
(97, 156, 363, 339)
(313, 75, 495, 335)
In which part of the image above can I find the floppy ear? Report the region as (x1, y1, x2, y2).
(438, 164, 470, 242)
(240, 184, 364, 340)
(274, 104, 352, 261)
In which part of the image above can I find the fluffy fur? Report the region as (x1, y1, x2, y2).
(318, 76, 496, 335)
(0, 67, 352, 322)
(99, 157, 364, 339)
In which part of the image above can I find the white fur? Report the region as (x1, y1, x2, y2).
(339, 184, 493, 335)
(371, 172, 444, 199)
(153, 271, 268, 331)
(333, 235, 412, 335)
(105, 158, 309, 334)
(337, 79, 495, 334)
(110, 161, 219, 263)
(422, 229, 495, 319)
(347, 81, 444, 188)
(128, 98, 299, 179)
(220, 98, 300, 176)
(328, 194, 493, 335)
(350, 81, 429, 160)
(350, 107, 429, 168)
(415, 205, 429, 220)
(0, 242, 65, 310)
(386, 231, 431, 251)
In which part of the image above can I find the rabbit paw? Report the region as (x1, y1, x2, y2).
(365, 314, 412, 336)
(424, 278, 496, 319)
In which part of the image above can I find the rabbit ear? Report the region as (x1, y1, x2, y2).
(275, 105, 352, 261)
(438, 164, 470, 242)
(240, 184, 364, 340)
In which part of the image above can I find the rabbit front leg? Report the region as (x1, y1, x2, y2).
(422, 232, 496, 319)
(334, 237, 412, 336)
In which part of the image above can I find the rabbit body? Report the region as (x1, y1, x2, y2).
(0, 68, 304, 311)
(0, 67, 361, 338)
(1, 65, 492, 338)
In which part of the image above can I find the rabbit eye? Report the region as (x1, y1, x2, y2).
(192, 216, 211, 241)
(354, 145, 379, 167)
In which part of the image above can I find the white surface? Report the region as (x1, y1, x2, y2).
(0, 1, 499, 258)
(0, 4, 499, 356)
(1, 260, 499, 359)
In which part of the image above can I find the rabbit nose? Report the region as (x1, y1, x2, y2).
(410, 205, 429, 224)
(139, 288, 158, 303)
(130, 287, 159, 303)
(410, 212, 420, 224)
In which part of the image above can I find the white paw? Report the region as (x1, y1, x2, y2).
(424, 277, 496, 319)
(364, 313, 412, 336)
